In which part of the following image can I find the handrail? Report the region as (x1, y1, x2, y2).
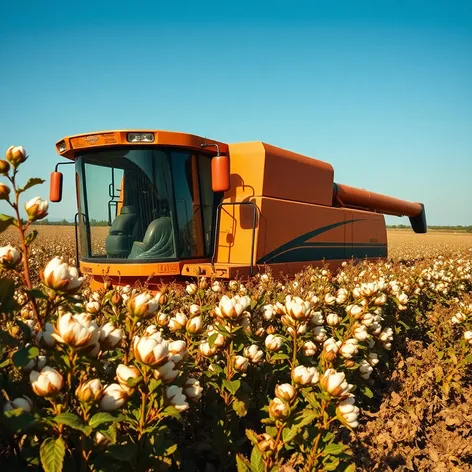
(211, 201, 258, 275)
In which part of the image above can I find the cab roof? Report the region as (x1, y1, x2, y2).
(55, 129, 228, 159)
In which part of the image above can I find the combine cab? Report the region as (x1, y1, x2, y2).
(50, 130, 426, 290)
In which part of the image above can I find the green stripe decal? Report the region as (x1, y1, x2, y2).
(257, 219, 387, 264)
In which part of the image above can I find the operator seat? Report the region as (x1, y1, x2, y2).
(105, 205, 137, 258)
(128, 217, 175, 259)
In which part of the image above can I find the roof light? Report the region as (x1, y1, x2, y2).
(58, 140, 67, 152)
(127, 132, 154, 143)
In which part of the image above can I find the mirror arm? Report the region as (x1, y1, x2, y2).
(201, 142, 230, 192)
(50, 161, 74, 203)
(55, 161, 75, 172)
(201, 143, 220, 156)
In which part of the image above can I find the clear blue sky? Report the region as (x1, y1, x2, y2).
(1, 0, 471, 226)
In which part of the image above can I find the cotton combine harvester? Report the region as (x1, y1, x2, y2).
(49, 130, 427, 290)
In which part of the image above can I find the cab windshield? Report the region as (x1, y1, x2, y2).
(76, 147, 215, 261)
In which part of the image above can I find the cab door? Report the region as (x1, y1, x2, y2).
(197, 153, 223, 258)
(170, 151, 222, 259)
(171, 152, 204, 258)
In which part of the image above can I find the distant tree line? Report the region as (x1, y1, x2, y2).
(31, 219, 109, 227)
(388, 224, 472, 233)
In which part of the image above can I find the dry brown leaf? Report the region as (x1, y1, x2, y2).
(390, 391, 402, 407)
(432, 462, 449, 472)
(444, 415, 461, 426)
(429, 447, 440, 462)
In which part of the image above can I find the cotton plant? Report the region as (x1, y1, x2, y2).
(0, 146, 201, 471)
(0, 144, 472, 471)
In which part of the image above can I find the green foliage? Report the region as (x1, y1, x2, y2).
(40, 437, 66, 472)
(12, 345, 39, 367)
(88, 412, 124, 429)
(0, 214, 14, 233)
(53, 412, 92, 435)
(18, 177, 45, 194)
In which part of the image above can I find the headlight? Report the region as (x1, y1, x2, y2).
(57, 140, 67, 152)
(127, 132, 155, 143)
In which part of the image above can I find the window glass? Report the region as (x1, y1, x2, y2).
(171, 152, 204, 257)
(78, 148, 176, 260)
(198, 154, 215, 255)
(75, 169, 89, 258)
(76, 147, 217, 262)
(83, 163, 120, 256)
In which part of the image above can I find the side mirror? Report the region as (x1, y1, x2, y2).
(50, 171, 63, 202)
(211, 154, 230, 192)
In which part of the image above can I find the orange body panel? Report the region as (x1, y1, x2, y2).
(80, 260, 185, 278)
(213, 196, 387, 268)
(53, 129, 425, 288)
(214, 200, 258, 265)
(220, 142, 334, 206)
(262, 143, 334, 206)
(212, 143, 387, 269)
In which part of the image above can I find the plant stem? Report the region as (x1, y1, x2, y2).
(303, 401, 327, 472)
(137, 387, 147, 440)
(64, 350, 77, 409)
(78, 405, 92, 470)
(125, 317, 138, 364)
(136, 380, 150, 471)
(267, 423, 285, 469)
(219, 340, 235, 469)
(8, 173, 42, 329)
(292, 329, 298, 366)
(79, 435, 89, 472)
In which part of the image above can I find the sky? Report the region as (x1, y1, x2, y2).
(0, 0, 471, 226)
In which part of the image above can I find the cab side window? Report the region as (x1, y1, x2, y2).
(171, 152, 204, 257)
(198, 154, 217, 256)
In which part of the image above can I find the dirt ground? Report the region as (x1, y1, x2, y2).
(386, 229, 472, 260)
